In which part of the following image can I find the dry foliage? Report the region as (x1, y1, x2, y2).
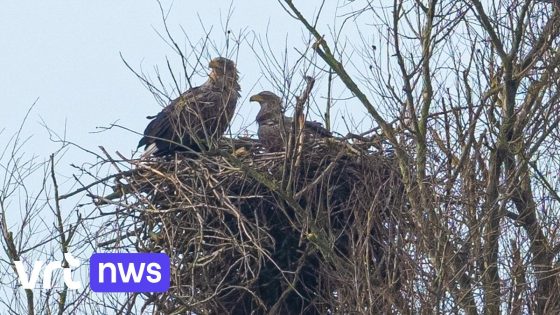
(70, 0, 560, 314)
(95, 138, 408, 314)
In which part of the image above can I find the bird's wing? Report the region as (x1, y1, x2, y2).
(137, 84, 206, 149)
(137, 106, 173, 148)
(281, 115, 332, 137)
(303, 120, 332, 137)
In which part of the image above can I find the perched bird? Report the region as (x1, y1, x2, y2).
(138, 57, 241, 157)
(249, 91, 331, 152)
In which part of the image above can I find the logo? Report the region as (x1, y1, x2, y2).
(14, 253, 82, 289)
(90, 253, 170, 292)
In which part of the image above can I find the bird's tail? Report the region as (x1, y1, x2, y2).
(140, 143, 159, 159)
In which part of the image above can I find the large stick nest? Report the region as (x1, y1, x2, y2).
(96, 138, 412, 314)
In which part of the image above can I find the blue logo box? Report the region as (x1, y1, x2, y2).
(90, 253, 170, 292)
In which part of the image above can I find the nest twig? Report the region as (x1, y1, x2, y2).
(93, 138, 411, 314)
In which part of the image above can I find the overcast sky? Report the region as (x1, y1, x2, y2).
(0, 0, 375, 305)
(0, 0, 378, 219)
(1, 1, 363, 162)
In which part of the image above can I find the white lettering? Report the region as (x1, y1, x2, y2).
(118, 262, 145, 283)
(63, 253, 82, 289)
(14, 261, 43, 289)
(42, 261, 62, 289)
(98, 263, 117, 283)
(146, 263, 162, 283)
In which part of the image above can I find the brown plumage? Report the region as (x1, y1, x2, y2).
(250, 91, 331, 152)
(138, 57, 241, 156)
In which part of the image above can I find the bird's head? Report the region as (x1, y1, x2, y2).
(209, 57, 237, 76)
(250, 91, 283, 123)
(208, 57, 239, 89)
(249, 91, 282, 107)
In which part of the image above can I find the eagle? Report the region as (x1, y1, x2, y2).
(138, 57, 241, 157)
(249, 91, 332, 152)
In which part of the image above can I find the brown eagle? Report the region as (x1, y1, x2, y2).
(249, 91, 331, 152)
(138, 57, 240, 156)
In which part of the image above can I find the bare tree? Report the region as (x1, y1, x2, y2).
(279, 0, 560, 313)
(0, 106, 98, 314)
(6, 1, 560, 314)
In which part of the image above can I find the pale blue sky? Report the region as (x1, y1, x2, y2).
(0, 0, 364, 304)
(1, 1, 364, 166)
(0, 0, 373, 257)
(0, 1, 383, 309)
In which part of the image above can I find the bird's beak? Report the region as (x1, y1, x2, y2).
(249, 95, 262, 102)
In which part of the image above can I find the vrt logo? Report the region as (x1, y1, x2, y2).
(14, 253, 82, 289)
